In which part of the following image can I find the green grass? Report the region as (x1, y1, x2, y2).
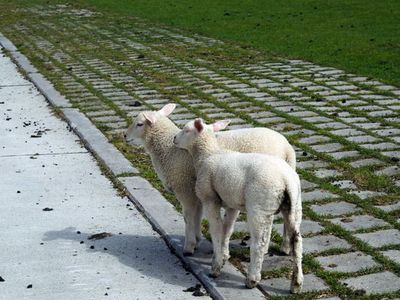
(77, 0, 400, 86)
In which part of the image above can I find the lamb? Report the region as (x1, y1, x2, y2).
(173, 118, 303, 293)
(124, 103, 296, 256)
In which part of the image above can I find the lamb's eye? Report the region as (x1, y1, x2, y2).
(137, 123, 143, 127)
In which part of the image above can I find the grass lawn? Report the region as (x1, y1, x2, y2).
(77, 0, 400, 86)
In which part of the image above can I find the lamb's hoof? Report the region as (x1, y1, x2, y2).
(209, 264, 222, 278)
(208, 270, 220, 278)
(223, 253, 230, 261)
(280, 243, 291, 256)
(290, 276, 303, 294)
(245, 278, 258, 289)
(290, 280, 303, 294)
(183, 243, 196, 256)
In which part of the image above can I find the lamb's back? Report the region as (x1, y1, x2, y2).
(203, 153, 294, 209)
(216, 127, 291, 158)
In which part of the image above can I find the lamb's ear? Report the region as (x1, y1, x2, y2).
(143, 112, 157, 125)
(159, 103, 176, 117)
(194, 118, 204, 133)
(212, 120, 230, 132)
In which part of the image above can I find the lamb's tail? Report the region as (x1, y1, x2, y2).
(285, 178, 303, 293)
(286, 145, 297, 171)
(287, 177, 302, 226)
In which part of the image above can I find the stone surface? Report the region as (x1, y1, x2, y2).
(363, 142, 399, 150)
(380, 250, 400, 264)
(350, 158, 384, 168)
(0, 85, 86, 156)
(261, 254, 294, 272)
(316, 252, 379, 273)
(260, 274, 328, 296)
(0, 32, 18, 51)
(329, 151, 360, 159)
(299, 135, 331, 144)
(340, 272, 400, 295)
(63, 108, 138, 176)
(303, 235, 352, 254)
(302, 189, 339, 202)
(28, 72, 72, 107)
(350, 190, 386, 200)
(332, 180, 357, 190)
(273, 219, 323, 236)
(314, 168, 342, 178)
(376, 202, 400, 212)
(330, 215, 389, 232)
(311, 143, 343, 153)
(355, 229, 400, 248)
(311, 202, 360, 217)
(297, 160, 329, 169)
(300, 179, 318, 190)
(375, 165, 400, 176)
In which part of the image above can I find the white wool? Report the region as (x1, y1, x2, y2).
(125, 104, 296, 255)
(174, 119, 303, 292)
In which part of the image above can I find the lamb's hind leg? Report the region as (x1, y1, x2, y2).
(246, 212, 274, 289)
(222, 208, 240, 261)
(281, 223, 291, 255)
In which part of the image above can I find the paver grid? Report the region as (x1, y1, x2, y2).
(1, 4, 399, 298)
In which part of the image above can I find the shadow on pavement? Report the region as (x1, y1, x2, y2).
(43, 227, 194, 288)
(43, 227, 248, 290)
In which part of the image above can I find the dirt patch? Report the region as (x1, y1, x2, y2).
(88, 232, 113, 240)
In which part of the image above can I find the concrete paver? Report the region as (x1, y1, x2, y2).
(316, 252, 378, 273)
(355, 229, 400, 248)
(341, 272, 400, 295)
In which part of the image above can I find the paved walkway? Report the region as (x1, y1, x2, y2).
(0, 49, 206, 299)
(1, 3, 400, 299)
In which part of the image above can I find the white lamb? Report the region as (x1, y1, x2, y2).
(173, 118, 303, 293)
(125, 103, 296, 256)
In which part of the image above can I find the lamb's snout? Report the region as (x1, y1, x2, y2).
(173, 135, 177, 144)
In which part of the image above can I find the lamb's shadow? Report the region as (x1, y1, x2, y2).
(43, 227, 194, 288)
(43, 227, 249, 290)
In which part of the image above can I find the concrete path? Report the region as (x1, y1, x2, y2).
(0, 48, 206, 300)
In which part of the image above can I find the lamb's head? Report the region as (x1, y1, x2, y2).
(124, 103, 176, 145)
(173, 118, 230, 150)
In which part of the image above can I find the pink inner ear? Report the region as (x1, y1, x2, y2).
(212, 120, 230, 132)
(194, 119, 204, 132)
(143, 112, 157, 124)
(159, 103, 176, 117)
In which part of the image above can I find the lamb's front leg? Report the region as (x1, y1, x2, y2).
(203, 200, 224, 277)
(194, 198, 203, 242)
(179, 193, 201, 256)
(222, 208, 240, 261)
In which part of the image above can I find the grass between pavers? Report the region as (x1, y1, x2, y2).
(1, 3, 400, 298)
